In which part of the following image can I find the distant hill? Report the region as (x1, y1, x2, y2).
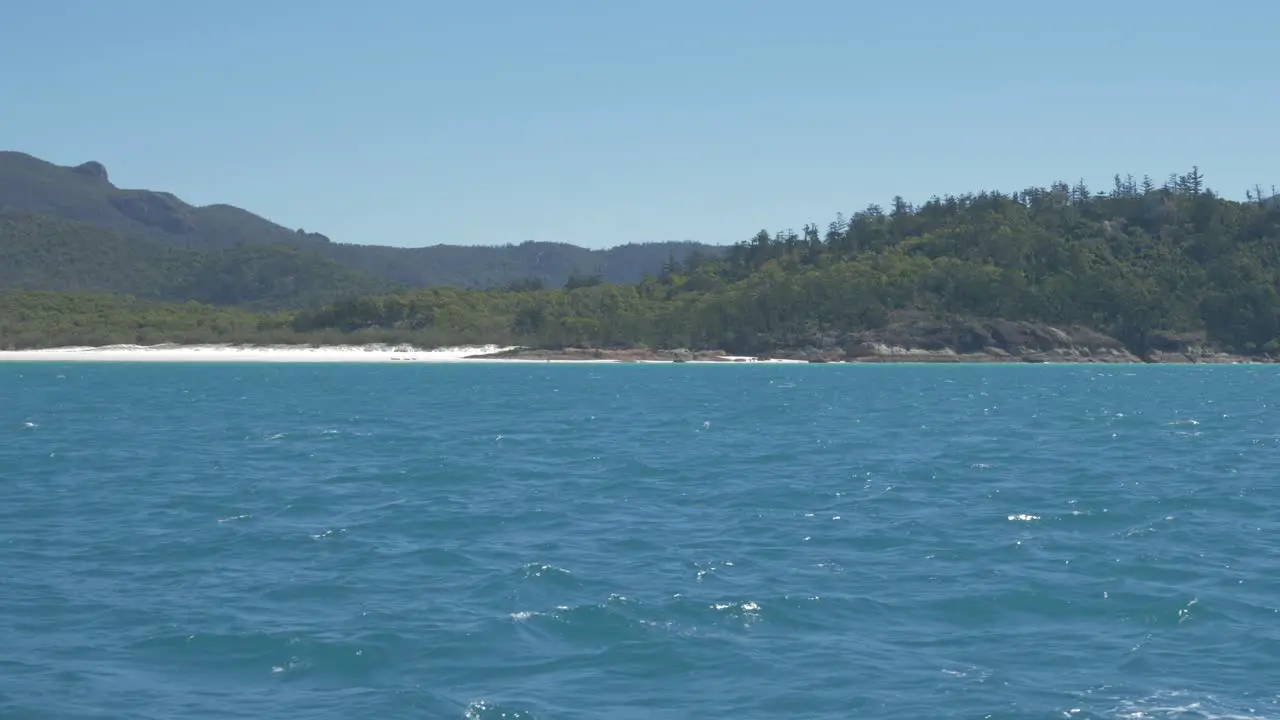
(323, 240, 719, 288)
(0, 151, 724, 294)
(0, 211, 394, 310)
(0, 151, 333, 252)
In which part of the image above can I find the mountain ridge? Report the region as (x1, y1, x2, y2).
(0, 151, 724, 297)
(0, 151, 334, 252)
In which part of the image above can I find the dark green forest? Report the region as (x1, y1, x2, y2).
(0, 211, 396, 310)
(292, 169, 1280, 356)
(4, 167, 1280, 357)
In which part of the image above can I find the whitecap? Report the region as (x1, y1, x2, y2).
(522, 562, 570, 578)
(1110, 690, 1267, 720)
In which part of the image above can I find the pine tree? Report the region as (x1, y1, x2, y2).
(1184, 166, 1204, 195)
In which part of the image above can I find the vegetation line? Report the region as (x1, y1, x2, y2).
(4, 166, 1280, 362)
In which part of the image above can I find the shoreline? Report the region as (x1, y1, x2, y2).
(0, 343, 516, 364)
(0, 344, 798, 364)
(0, 343, 1272, 364)
(470, 348, 1272, 365)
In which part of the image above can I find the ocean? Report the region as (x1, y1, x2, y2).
(1, 362, 1277, 719)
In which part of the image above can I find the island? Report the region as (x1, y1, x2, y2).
(2, 155, 1278, 364)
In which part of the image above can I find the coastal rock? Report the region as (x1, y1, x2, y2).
(837, 317, 1140, 363)
(804, 346, 846, 363)
(460, 317, 1253, 365)
(1145, 330, 1209, 355)
(665, 348, 695, 362)
(845, 341, 886, 358)
(1140, 330, 1248, 363)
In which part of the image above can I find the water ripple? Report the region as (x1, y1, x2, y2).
(1, 363, 1278, 719)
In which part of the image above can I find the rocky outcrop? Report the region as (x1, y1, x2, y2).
(1140, 330, 1246, 363)
(764, 318, 1142, 363)
(467, 346, 724, 362)
(467, 318, 1279, 364)
(71, 161, 109, 183)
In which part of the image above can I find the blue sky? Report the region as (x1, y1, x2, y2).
(3, 0, 1277, 248)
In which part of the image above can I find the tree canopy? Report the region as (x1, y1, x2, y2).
(4, 167, 1280, 356)
(288, 169, 1280, 355)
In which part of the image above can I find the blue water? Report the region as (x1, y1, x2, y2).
(2, 363, 1278, 720)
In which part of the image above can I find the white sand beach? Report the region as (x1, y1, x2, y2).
(0, 344, 817, 363)
(0, 344, 518, 363)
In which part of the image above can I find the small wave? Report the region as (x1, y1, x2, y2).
(464, 700, 538, 719)
(521, 562, 571, 579)
(1108, 690, 1272, 719)
(129, 630, 387, 685)
(503, 600, 651, 646)
(693, 560, 735, 581)
(7, 361, 1280, 719)
(710, 600, 762, 623)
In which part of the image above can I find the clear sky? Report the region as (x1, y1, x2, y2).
(3, 0, 1278, 249)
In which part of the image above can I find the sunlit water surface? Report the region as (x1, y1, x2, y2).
(2, 363, 1277, 719)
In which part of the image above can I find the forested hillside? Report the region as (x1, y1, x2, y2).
(322, 240, 719, 289)
(288, 169, 1280, 356)
(0, 291, 291, 349)
(0, 152, 720, 292)
(0, 212, 394, 310)
(4, 168, 1279, 359)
